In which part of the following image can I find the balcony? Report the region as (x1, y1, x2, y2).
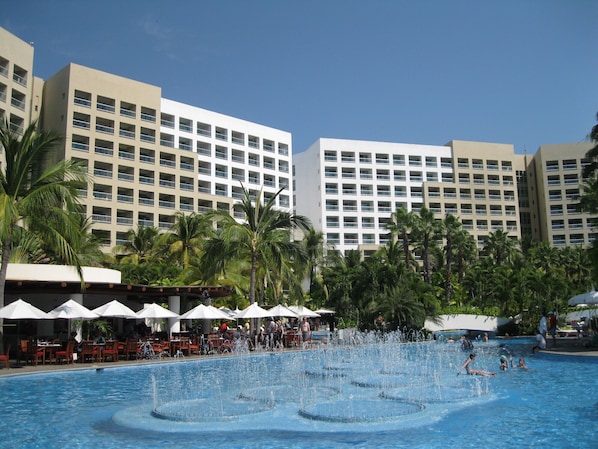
(117, 194, 134, 204)
(92, 214, 111, 224)
(93, 169, 112, 178)
(93, 191, 112, 201)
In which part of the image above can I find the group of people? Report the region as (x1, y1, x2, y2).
(462, 351, 528, 376)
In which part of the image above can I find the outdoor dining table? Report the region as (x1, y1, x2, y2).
(37, 342, 62, 364)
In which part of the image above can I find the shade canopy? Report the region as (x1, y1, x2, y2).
(48, 299, 99, 320)
(218, 306, 238, 318)
(315, 308, 336, 315)
(136, 303, 179, 319)
(289, 305, 321, 318)
(92, 299, 138, 318)
(234, 303, 271, 319)
(267, 304, 299, 318)
(0, 298, 49, 320)
(568, 289, 598, 306)
(180, 304, 231, 320)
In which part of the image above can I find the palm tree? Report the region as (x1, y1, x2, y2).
(412, 207, 443, 284)
(483, 230, 517, 265)
(443, 214, 462, 305)
(0, 120, 88, 313)
(386, 207, 416, 269)
(112, 225, 161, 264)
(203, 185, 311, 305)
(160, 211, 212, 269)
(303, 227, 326, 296)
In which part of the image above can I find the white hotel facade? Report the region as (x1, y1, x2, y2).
(1, 26, 597, 255)
(294, 138, 530, 255)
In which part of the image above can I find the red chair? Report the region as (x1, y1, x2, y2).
(179, 337, 190, 356)
(80, 341, 99, 363)
(126, 339, 142, 360)
(0, 344, 11, 369)
(188, 336, 200, 355)
(26, 340, 45, 365)
(102, 341, 119, 362)
(55, 341, 75, 365)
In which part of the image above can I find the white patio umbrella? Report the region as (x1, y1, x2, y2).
(0, 299, 50, 366)
(180, 304, 231, 320)
(267, 304, 299, 318)
(136, 303, 179, 334)
(234, 302, 271, 319)
(0, 298, 50, 320)
(48, 299, 99, 320)
(92, 299, 138, 318)
(136, 303, 179, 319)
(568, 289, 598, 306)
(289, 305, 321, 318)
(218, 306, 239, 319)
(48, 299, 99, 340)
(315, 308, 336, 315)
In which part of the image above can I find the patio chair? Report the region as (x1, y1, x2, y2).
(0, 344, 11, 369)
(188, 336, 200, 355)
(26, 340, 45, 365)
(19, 339, 29, 365)
(125, 339, 142, 360)
(179, 337, 190, 356)
(102, 341, 119, 362)
(55, 341, 75, 365)
(80, 340, 99, 363)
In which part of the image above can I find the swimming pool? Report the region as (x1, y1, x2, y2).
(1, 338, 596, 449)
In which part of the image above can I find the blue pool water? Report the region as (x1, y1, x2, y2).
(0, 337, 596, 449)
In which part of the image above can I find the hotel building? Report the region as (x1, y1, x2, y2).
(294, 138, 529, 255)
(1, 26, 596, 255)
(40, 62, 293, 248)
(527, 143, 596, 247)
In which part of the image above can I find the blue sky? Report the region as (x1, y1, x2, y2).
(3, 0, 596, 154)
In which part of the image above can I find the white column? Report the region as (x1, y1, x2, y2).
(168, 295, 180, 337)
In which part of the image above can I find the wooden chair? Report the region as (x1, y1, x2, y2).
(26, 340, 45, 365)
(179, 337, 190, 356)
(117, 341, 126, 360)
(160, 340, 171, 357)
(0, 344, 11, 369)
(55, 341, 75, 365)
(19, 339, 29, 365)
(125, 339, 141, 360)
(80, 341, 99, 363)
(188, 336, 200, 355)
(102, 341, 119, 362)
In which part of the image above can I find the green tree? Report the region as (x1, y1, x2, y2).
(202, 185, 310, 305)
(160, 212, 212, 269)
(412, 206, 443, 284)
(483, 230, 518, 265)
(0, 121, 88, 312)
(442, 214, 462, 305)
(303, 226, 326, 296)
(112, 225, 161, 265)
(386, 207, 416, 270)
(580, 112, 598, 213)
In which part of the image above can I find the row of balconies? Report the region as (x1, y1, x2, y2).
(545, 160, 590, 172)
(72, 135, 290, 173)
(73, 91, 291, 158)
(325, 152, 453, 168)
(552, 233, 595, 247)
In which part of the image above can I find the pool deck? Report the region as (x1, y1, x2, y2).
(0, 337, 596, 377)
